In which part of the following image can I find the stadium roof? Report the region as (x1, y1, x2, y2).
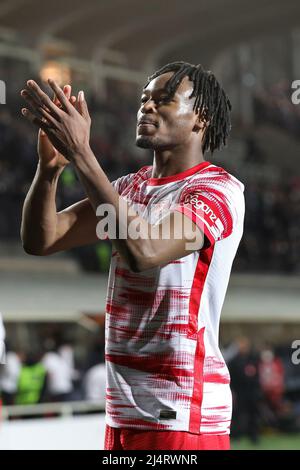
(0, 0, 299, 78)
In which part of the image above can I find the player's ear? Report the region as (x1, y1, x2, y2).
(193, 113, 210, 134)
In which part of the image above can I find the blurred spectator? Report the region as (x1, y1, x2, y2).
(84, 363, 106, 402)
(58, 343, 78, 381)
(15, 351, 47, 405)
(0, 346, 22, 405)
(229, 337, 262, 443)
(83, 331, 106, 401)
(42, 339, 73, 402)
(259, 348, 285, 411)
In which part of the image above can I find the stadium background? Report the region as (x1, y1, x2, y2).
(0, 0, 300, 449)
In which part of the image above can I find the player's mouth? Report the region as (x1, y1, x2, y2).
(137, 117, 159, 127)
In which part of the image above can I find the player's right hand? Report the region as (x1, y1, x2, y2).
(37, 84, 76, 172)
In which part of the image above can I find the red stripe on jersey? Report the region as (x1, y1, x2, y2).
(105, 353, 194, 378)
(189, 327, 205, 433)
(147, 161, 211, 186)
(195, 193, 233, 240)
(188, 245, 214, 433)
(204, 373, 230, 384)
(175, 205, 215, 246)
(187, 246, 214, 338)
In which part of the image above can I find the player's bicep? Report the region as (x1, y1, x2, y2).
(45, 176, 127, 255)
(46, 198, 99, 253)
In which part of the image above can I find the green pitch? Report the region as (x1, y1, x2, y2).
(231, 433, 300, 450)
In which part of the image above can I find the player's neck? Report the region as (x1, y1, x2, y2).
(151, 145, 205, 179)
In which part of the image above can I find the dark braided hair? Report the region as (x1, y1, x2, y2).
(144, 61, 232, 154)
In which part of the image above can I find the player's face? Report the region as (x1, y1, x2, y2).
(136, 72, 201, 150)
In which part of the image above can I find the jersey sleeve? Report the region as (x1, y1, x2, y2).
(110, 172, 135, 195)
(110, 165, 151, 196)
(173, 172, 244, 247)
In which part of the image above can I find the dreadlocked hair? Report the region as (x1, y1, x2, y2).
(144, 61, 232, 154)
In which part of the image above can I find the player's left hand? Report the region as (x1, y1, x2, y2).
(20, 78, 91, 161)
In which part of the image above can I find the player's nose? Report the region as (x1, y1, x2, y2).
(140, 99, 157, 114)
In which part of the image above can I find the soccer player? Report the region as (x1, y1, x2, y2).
(20, 62, 245, 450)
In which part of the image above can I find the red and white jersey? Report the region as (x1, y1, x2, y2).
(105, 161, 245, 434)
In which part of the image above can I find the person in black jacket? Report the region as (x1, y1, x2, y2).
(229, 337, 262, 443)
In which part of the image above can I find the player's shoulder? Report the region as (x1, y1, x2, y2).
(190, 162, 245, 194)
(133, 165, 152, 181)
(121, 165, 152, 183)
(112, 165, 151, 193)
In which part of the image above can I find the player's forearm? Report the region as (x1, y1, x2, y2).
(21, 163, 63, 255)
(73, 148, 156, 271)
(73, 147, 120, 211)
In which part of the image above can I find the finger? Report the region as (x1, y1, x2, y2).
(47, 78, 73, 113)
(21, 105, 57, 133)
(37, 105, 60, 129)
(64, 84, 71, 101)
(39, 128, 46, 137)
(21, 89, 56, 125)
(26, 80, 62, 120)
(21, 91, 59, 131)
(75, 95, 80, 114)
(22, 108, 64, 148)
(21, 107, 51, 130)
(21, 89, 62, 136)
(53, 85, 71, 110)
(21, 89, 51, 115)
(21, 90, 50, 126)
(77, 90, 90, 120)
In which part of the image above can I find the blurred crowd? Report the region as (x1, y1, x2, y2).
(1, 78, 300, 273)
(1, 334, 300, 443)
(238, 170, 300, 273)
(253, 80, 300, 139)
(225, 337, 300, 442)
(0, 336, 106, 407)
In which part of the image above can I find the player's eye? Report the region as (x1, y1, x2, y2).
(157, 96, 172, 104)
(140, 96, 172, 105)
